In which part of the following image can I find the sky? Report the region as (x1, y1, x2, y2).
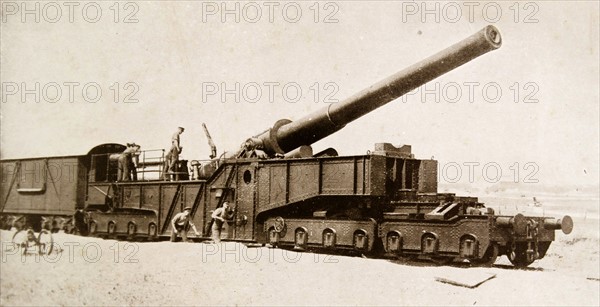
(1, 1, 598, 188)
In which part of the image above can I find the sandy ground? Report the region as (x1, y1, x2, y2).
(1, 198, 598, 306)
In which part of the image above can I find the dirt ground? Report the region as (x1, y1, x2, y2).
(1, 197, 598, 306)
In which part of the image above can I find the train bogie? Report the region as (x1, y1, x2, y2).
(264, 217, 378, 252)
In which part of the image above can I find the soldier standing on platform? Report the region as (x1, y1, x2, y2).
(129, 144, 141, 180)
(166, 127, 184, 180)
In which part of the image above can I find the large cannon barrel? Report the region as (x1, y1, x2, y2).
(254, 25, 502, 155)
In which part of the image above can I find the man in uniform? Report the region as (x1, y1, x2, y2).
(129, 145, 141, 180)
(167, 127, 184, 180)
(118, 143, 141, 181)
(170, 206, 200, 242)
(211, 202, 233, 243)
(163, 146, 183, 181)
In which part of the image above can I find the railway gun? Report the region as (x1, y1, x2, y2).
(0, 26, 573, 267)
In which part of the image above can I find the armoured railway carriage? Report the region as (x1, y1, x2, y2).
(0, 26, 573, 267)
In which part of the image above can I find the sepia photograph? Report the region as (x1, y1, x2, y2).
(1, 1, 598, 306)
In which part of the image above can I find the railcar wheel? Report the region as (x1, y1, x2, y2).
(127, 222, 137, 240)
(294, 227, 308, 250)
(268, 227, 280, 247)
(473, 243, 498, 267)
(353, 230, 369, 251)
(37, 230, 54, 255)
(508, 242, 536, 268)
(107, 222, 116, 238)
(147, 223, 157, 241)
(537, 242, 551, 258)
(88, 221, 98, 237)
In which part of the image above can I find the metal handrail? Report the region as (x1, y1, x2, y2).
(90, 149, 217, 182)
(139, 149, 165, 181)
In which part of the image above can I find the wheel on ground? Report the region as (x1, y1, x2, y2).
(473, 243, 498, 267)
(508, 242, 536, 268)
(107, 222, 116, 238)
(267, 227, 280, 248)
(88, 221, 98, 237)
(37, 230, 54, 255)
(127, 222, 137, 240)
(147, 223, 157, 241)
